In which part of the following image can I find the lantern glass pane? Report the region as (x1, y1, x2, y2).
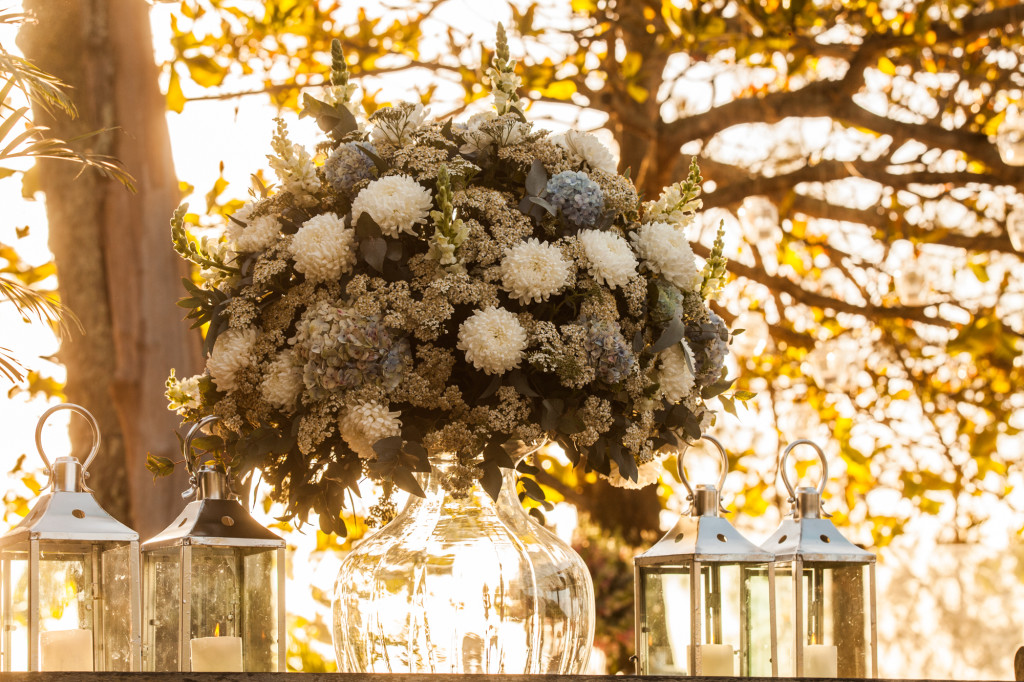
(38, 546, 95, 671)
(144, 548, 181, 672)
(740, 565, 775, 676)
(2, 554, 29, 671)
(638, 565, 691, 674)
(775, 561, 871, 677)
(99, 544, 132, 671)
(189, 546, 241, 639)
(241, 549, 279, 671)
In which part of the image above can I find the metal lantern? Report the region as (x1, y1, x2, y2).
(762, 440, 877, 678)
(141, 416, 285, 672)
(634, 435, 777, 677)
(0, 403, 141, 672)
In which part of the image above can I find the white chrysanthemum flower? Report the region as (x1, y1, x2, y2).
(338, 401, 402, 460)
(578, 229, 637, 289)
(231, 200, 256, 225)
(207, 327, 258, 393)
(227, 214, 281, 253)
(350, 175, 433, 238)
(289, 212, 356, 283)
(499, 238, 570, 304)
(552, 130, 617, 174)
(457, 306, 528, 375)
(606, 458, 663, 489)
(659, 341, 696, 403)
(260, 350, 304, 412)
(631, 221, 701, 291)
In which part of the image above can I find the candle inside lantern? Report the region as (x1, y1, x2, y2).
(688, 643, 735, 676)
(803, 644, 838, 678)
(40, 629, 94, 671)
(190, 633, 243, 672)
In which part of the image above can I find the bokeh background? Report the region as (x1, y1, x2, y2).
(2, 0, 1024, 676)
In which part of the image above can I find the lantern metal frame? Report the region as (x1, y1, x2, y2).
(0, 404, 142, 672)
(141, 416, 286, 672)
(634, 435, 778, 677)
(763, 439, 878, 678)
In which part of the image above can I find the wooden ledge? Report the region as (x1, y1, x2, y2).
(0, 671, 1011, 675)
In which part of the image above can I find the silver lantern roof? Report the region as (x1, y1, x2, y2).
(635, 435, 773, 566)
(762, 439, 875, 564)
(0, 404, 138, 548)
(141, 416, 284, 552)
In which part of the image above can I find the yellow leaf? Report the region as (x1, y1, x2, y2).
(539, 80, 577, 100)
(877, 56, 896, 75)
(571, 0, 597, 11)
(626, 82, 649, 103)
(622, 52, 643, 78)
(185, 55, 227, 88)
(166, 68, 185, 114)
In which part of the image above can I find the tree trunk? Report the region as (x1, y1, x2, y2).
(19, 0, 202, 538)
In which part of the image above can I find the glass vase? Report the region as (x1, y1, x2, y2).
(332, 452, 595, 673)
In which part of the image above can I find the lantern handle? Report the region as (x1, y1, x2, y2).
(35, 403, 100, 493)
(779, 438, 829, 501)
(182, 415, 222, 499)
(676, 434, 729, 513)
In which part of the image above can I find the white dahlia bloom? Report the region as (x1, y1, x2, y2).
(659, 341, 696, 403)
(350, 175, 433, 237)
(606, 458, 663, 489)
(260, 350, 304, 412)
(500, 238, 570, 304)
(339, 401, 403, 460)
(457, 307, 528, 375)
(207, 327, 258, 393)
(578, 229, 637, 289)
(289, 212, 356, 283)
(631, 221, 702, 292)
(552, 129, 617, 175)
(228, 214, 280, 253)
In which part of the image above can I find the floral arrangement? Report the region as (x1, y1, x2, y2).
(161, 28, 734, 534)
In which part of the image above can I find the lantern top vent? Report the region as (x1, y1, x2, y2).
(761, 439, 874, 563)
(635, 435, 773, 566)
(141, 416, 283, 551)
(0, 403, 138, 547)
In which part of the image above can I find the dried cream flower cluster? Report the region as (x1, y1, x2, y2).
(166, 34, 734, 529)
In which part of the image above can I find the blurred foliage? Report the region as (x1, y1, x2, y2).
(0, 17, 130, 383)
(164, 0, 1024, 545)
(573, 514, 648, 674)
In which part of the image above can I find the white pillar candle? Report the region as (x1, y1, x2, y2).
(803, 644, 838, 678)
(688, 643, 734, 676)
(40, 629, 93, 671)
(190, 636, 243, 672)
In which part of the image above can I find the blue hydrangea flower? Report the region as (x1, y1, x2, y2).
(544, 170, 605, 227)
(323, 142, 377, 194)
(295, 304, 411, 400)
(583, 319, 635, 384)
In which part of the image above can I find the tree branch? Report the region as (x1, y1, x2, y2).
(693, 243, 953, 327)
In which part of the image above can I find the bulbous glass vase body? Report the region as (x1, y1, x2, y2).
(332, 454, 595, 673)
